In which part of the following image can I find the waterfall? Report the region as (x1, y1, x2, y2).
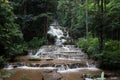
(35, 48, 45, 56)
(47, 20, 68, 45)
(21, 20, 99, 72)
(62, 45, 70, 51)
(86, 62, 90, 68)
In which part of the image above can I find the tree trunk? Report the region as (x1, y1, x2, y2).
(98, 0, 105, 52)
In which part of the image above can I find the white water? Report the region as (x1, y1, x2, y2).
(58, 67, 100, 73)
(48, 26, 64, 39)
(29, 45, 85, 59)
(4, 65, 13, 70)
(17, 66, 56, 70)
(34, 48, 45, 56)
(62, 45, 70, 51)
(47, 20, 68, 45)
(4, 64, 99, 72)
(48, 25, 66, 45)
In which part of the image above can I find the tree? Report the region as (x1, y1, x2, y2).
(57, 0, 86, 40)
(0, 0, 23, 61)
(93, 0, 106, 51)
(92, 0, 120, 51)
(10, 0, 58, 42)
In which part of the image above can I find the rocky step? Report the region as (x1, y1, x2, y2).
(41, 70, 65, 80)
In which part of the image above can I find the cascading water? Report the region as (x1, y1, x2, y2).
(29, 20, 71, 58)
(4, 20, 99, 73)
(47, 20, 68, 45)
(35, 48, 45, 56)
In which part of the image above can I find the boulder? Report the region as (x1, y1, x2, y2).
(41, 70, 65, 80)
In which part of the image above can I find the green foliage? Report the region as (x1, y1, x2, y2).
(57, 0, 120, 48)
(25, 37, 46, 49)
(91, 0, 120, 40)
(77, 36, 99, 54)
(0, 70, 15, 78)
(57, 0, 87, 39)
(0, 0, 24, 61)
(0, 56, 6, 69)
(104, 40, 120, 51)
(77, 36, 104, 60)
(21, 76, 31, 80)
(101, 49, 120, 69)
(10, 0, 58, 41)
(6, 43, 25, 61)
(100, 40, 120, 69)
(77, 38, 88, 52)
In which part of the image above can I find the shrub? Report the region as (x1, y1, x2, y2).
(0, 56, 6, 69)
(77, 38, 120, 70)
(77, 38, 88, 52)
(0, 70, 16, 78)
(104, 40, 120, 51)
(21, 76, 31, 80)
(77, 37, 99, 57)
(25, 37, 46, 49)
(99, 40, 120, 69)
(100, 49, 120, 69)
(87, 37, 99, 54)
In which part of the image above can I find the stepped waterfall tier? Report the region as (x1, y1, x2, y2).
(4, 44, 120, 80)
(4, 45, 98, 71)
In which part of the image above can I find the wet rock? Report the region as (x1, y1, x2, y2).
(40, 64, 54, 67)
(110, 77, 118, 79)
(12, 65, 18, 68)
(82, 74, 102, 80)
(46, 59, 53, 61)
(0, 78, 3, 80)
(68, 63, 86, 69)
(82, 73, 120, 80)
(41, 70, 65, 80)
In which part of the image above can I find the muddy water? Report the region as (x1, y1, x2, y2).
(2, 45, 120, 80)
(3, 56, 120, 80)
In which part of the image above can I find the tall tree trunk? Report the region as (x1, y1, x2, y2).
(96, 0, 105, 52)
(99, 0, 104, 51)
(86, 0, 89, 44)
(45, 2, 48, 44)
